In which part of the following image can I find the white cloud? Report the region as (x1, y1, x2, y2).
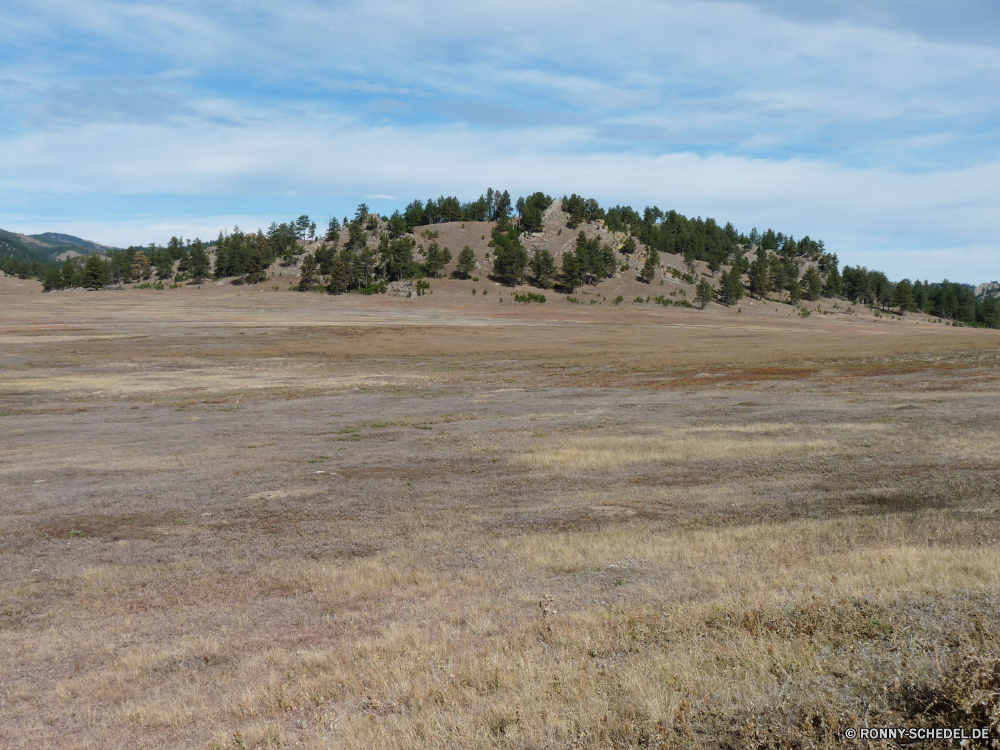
(0, 0, 998, 281)
(0, 116, 996, 281)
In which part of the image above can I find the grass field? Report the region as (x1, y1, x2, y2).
(2, 277, 1000, 749)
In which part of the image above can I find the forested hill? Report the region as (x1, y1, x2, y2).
(0, 227, 110, 263)
(4, 190, 998, 328)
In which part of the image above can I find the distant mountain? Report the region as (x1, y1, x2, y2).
(29, 232, 112, 252)
(0, 227, 116, 263)
(976, 281, 1000, 300)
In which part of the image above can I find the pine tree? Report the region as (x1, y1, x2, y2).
(491, 226, 527, 285)
(43, 266, 62, 292)
(530, 248, 555, 288)
(641, 247, 659, 282)
(707, 251, 721, 277)
(244, 234, 271, 284)
(327, 252, 349, 294)
(424, 241, 451, 277)
(802, 268, 823, 300)
(748, 249, 771, 299)
(154, 251, 173, 280)
(696, 278, 713, 309)
(188, 240, 211, 282)
(213, 232, 229, 278)
(325, 217, 341, 242)
(718, 268, 744, 305)
(132, 251, 153, 281)
(298, 253, 317, 291)
(561, 251, 581, 291)
(823, 264, 842, 297)
(62, 257, 80, 288)
(892, 279, 915, 312)
(456, 246, 476, 278)
(81, 254, 111, 289)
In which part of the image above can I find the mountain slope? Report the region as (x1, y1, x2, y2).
(0, 227, 114, 263)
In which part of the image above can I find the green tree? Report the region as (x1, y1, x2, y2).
(244, 233, 271, 284)
(325, 216, 341, 242)
(748, 249, 770, 298)
(188, 240, 211, 283)
(456, 245, 476, 278)
(683, 246, 696, 276)
(43, 266, 62, 292)
(530, 248, 555, 288)
(383, 236, 416, 281)
(492, 227, 527, 285)
(561, 250, 581, 291)
(62, 257, 81, 288)
(154, 251, 173, 280)
(707, 251, 722, 277)
(641, 247, 659, 282)
(294, 215, 311, 239)
(424, 241, 451, 277)
(718, 268, 744, 305)
(81, 254, 111, 289)
(696, 278, 713, 309)
(892, 278, 915, 312)
(327, 252, 349, 294)
(802, 267, 823, 301)
(298, 253, 318, 291)
(789, 278, 802, 304)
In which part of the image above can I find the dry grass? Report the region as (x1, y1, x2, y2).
(2, 286, 1000, 748)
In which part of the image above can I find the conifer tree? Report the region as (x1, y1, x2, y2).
(892, 279, 915, 312)
(748, 249, 771, 298)
(327, 252, 349, 294)
(561, 250, 581, 291)
(188, 240, 211, 282)
(132, 251, 153, 281)
(718, 268, 744, 305)
(325, 217, 341, 242)
(456, 246, 476, 278)
(154, 250, 173, 280)
(530, 248, 555, 288)
(298, 253, 317, 291)
(696, 278, 713, 309)
(81, 254, 111, 288)
(43, 266, 62, 292)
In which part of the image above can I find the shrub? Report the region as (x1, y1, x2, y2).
(513, 292, 546, 304)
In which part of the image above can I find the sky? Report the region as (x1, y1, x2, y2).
(1, 0, 999, 282)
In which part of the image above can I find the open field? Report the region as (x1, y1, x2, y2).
(3, 277, 1000, 749)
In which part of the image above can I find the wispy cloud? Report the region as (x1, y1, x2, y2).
(0, 0, 998, 280)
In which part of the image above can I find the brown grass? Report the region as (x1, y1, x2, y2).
(1, 284, 1000, 748)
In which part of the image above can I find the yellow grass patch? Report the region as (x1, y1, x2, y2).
(519, 432, 839, 470)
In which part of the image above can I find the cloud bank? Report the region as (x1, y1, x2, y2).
(1, 0, 998, 281)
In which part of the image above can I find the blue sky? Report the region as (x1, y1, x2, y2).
(1, 1, 998, 282)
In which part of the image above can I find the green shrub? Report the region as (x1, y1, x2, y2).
(513, 292, 546, 303)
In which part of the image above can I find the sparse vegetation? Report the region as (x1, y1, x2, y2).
(2, 282, 1000, 748)
(513, 291, 546, 303)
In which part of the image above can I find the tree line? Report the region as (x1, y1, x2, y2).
(16, 189, 999, 329)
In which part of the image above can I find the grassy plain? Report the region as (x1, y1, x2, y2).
(2, 276, 1000, 749)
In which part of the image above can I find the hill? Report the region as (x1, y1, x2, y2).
(0, 226, 113, 263)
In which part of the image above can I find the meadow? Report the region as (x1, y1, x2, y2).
(2, 278, 1000, 748)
